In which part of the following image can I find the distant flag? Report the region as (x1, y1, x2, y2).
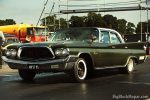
(146, 0, 150, 5)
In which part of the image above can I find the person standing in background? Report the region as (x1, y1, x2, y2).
(24, 34, 32, 43)
(0, 31, 5, 68)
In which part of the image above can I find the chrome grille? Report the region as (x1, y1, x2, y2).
(19, 47, 54, 60)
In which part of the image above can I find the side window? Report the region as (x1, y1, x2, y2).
(88, 29, 99, 42)
(100, 31, 110, 43)
(110, 32, 121, 44)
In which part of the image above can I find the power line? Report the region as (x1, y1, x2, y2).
(60, 6, 150, 14)
(49, 2, 55, 16)
(36, 0, 49, 26)
(60, 0, 143, 7)
(60, 3, 140, 8)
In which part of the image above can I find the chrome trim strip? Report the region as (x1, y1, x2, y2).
(2, 56, 66, 65)
(94, 65, 125, 70)
(94, 56, 146, 70)
(17, 47, 22, 58)
(47, 47, 55, 59)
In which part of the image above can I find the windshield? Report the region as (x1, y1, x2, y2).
(6, 38, 20, 44)
(27, 27, 48, 36)
(50, 28, 99, 42)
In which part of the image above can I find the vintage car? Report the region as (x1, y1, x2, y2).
(2, 27, 147, 82)
(2, 34, 20, 48)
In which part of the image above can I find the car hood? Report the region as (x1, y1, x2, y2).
(6, 41, 110, 49)
(6, 41, 146, 50)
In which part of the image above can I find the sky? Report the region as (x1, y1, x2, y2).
(0, 0, 149, 26)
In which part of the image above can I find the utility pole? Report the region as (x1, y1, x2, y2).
(58, 0, 61, 29)
(44, 0, 47, 41)
(146, 0, 149, 41)
(67, 0, 69, 28)
(147, 1, 149, 34)
(48, 2, 55, 31)
(54, 14, 56, 31)
(139, 0, 142, 42)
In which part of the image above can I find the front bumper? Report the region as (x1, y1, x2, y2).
(2, 56, 78, 71)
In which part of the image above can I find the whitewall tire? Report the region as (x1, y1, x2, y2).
(73, 58, 88, 82)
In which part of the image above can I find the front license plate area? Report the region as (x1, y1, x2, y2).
(28, 64, 39, 69)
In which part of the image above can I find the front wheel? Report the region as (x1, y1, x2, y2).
(18, 69, 36, 81)
(71, 58, 88, 82)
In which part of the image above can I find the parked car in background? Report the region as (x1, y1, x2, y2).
(2, 27, 147, 82)
(2, 34, 20, 48)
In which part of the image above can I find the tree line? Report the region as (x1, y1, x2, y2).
(0, 19, 16, 26)
(41, 12, 149, 35)
(0, 13, 149, 36)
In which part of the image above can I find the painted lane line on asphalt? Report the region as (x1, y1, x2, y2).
(120, 81, 150, 85)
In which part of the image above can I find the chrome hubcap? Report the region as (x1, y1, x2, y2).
(77, 60, 87, 80)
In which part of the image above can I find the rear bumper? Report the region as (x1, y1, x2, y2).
(2, 56, 78, 71)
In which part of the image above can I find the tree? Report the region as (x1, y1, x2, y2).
(136, 20, 150, 34)
(59, 18, 67, 29)
(0, 19, 16, 26)
(0, 20, 5, 26)
(85, 12, 104, 27)
(117, 19, 127, 35)
(69, 16, 85, 27)
(41, 13, 137, 35)
(102, 14, 118, 30)
(86, 12, 95, 27)
(126, 22, 135, 34)
(69, 12, 104, 27)
(41, 15, 67, 31)
(41, 15, 55, 31)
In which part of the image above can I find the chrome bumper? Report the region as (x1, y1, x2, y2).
(2, 56, 78, 71)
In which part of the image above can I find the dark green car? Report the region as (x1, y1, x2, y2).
(2, 27, 147, 82)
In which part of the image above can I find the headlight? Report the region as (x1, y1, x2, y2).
(55, 48, 69, 57)
(5, 50, 11, 56)
(5, 49, 17, 58)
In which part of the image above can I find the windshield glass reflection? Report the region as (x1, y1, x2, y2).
(50, 28, 99, 42)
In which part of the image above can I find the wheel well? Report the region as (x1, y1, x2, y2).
(79, 53, 93, 69)
(129, 57, 138, 64)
